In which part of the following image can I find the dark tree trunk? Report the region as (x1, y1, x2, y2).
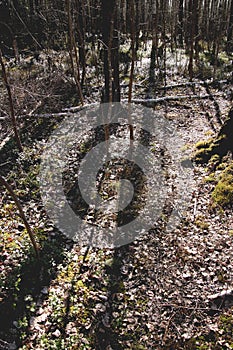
(178, 0, 184, 47)
(101, 0, 120, 103)
(101, 0, 113, 103)
(76, 0, 86, 87)
(66, 0, 84, 105)
(0, 49, 23, 152)
(227, 0, 233, 53)
(194, 0, 199, 60)
(111, 6, 120, 102)
(148, 0, 159, 91)
(188, 0, 199, 81)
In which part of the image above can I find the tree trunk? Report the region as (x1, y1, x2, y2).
(188, 0, 199, 81)
(101, 0, 120, 103)
(111, 4, 120, 102)
(101, 0, 114, 103)
(178, 0, 184, 47)
(66, 0, 84, 105)
(227, 0, 233, 53)
(149, 0, 158, 90)
(76, 0, 86, 87)
(0, 49, 23, 152)
(128, 0, 136, 104)
(128, 0, 136, 141)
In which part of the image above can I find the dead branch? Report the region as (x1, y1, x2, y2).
(128, 93, 222, 105)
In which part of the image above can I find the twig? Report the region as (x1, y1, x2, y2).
(158, 303, 221, 312)
(163, 311, 176, 343)
(193, 197, 197, 219)
(28, 100, 43, 117)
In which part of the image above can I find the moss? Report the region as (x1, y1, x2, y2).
(217, 271, 227, 283)
(218, 51, 233, 64)
(219, 313, 233, 336)
(195, 147, 213, 163)
(194, 135, 227, 164)
(204, 174, 216, 183)
(184, 308, 233, 349)
(204, 130, 215, 137)
(217, 162, 228, 170)
(212, 182, 233, 206)
(195, 219, 209, 230)
(210, 154, 220, 164)
(195, 139, 213, 149)
(194, 138, 215, 163)
(186, 333, 217, 349)
(212, 163, 233, 207)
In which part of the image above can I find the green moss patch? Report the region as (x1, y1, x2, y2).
(194, 135, 227, 164)
(212, 163, 233, 207)
(195, 139, 214, 150)
(194, 138, 215, 163)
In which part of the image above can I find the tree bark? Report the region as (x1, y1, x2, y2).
(101, 0, 120, 103)
(66, 0, 84, 105)
(178, 0, 184, 47)
(188, 0, 199, 81)
(227, 0, 233, 53)
(76, 0, 86, 87)
(111, 3, 121, 102)
(0, 49, 23, 152)
(149, 0, 159, 90)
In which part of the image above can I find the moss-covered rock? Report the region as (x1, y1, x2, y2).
(194, 108, 233, 164)
(194, 135, 227, 164)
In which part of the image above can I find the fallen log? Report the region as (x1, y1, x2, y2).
(0, 92, 224, 121)
(128, 93, 222, 105)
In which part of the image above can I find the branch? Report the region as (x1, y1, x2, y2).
(126, 93, 222, 105)
(0, 175, 40, 257)
(157, 79, 230, 90)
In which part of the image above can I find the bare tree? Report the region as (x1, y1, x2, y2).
(178, 0, 184, 47)
(101, 0, 120, 103)
(227, 0, 233, 53)
(0, 48, 23, 152)
(149, 0, 159, 90)
(187, 0, 199, 81)
(66, 0, 84, 105)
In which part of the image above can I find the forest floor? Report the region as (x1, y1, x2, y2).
(0, 48, 233, 349)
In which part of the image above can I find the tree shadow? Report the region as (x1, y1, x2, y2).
(93, 246, 128, 350)
(0, 231, 73, 347)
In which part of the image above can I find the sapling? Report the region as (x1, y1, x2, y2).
(0, 175, 39, 258)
